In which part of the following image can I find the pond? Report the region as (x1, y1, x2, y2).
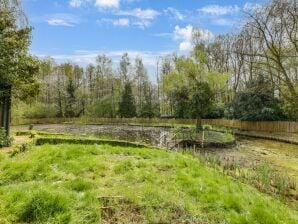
(13, 124, 298, 187)
(14, 124, 173, 147)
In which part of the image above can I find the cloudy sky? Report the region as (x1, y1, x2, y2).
(23, 0, 265, 77)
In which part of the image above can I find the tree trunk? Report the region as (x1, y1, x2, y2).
(0, 86, 11, 139)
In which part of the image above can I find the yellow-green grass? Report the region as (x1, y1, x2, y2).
(0, 144, 297, 223)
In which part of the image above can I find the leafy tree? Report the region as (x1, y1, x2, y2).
(189, 82, 214, 129)
(134, 57, 149, 114)
(0, 3, 39, 139)
(172, 86, 190, 118)
(231, 76, 285, 121)
(120, 53, 131, 83)
(118, 83, 136, 118)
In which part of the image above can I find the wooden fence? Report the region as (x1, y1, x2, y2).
(12, 117, 298, 133)
(201, 119, 298, 133)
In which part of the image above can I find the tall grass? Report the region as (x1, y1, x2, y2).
(196, 151, 297, 200)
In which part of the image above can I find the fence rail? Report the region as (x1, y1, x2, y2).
(201, 119, 298, 133)
(12, 117, 298, 133)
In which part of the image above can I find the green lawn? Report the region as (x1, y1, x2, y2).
(0, 143, 297, 223)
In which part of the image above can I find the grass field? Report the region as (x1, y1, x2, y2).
(0, 143, 297, 223)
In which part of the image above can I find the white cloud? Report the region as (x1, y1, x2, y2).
(69, 0, 92, 8)
(69, 0, 119, 9)
(95, 0, 120, 9)
(46, 14, 80, 27)
(174, 25, 213, 52)
(113, 18, 130, 26)
(164, 7, 185, 21)
(97, 8, 159, 29)
(115, 8, 160, 28)
(69, 0, 83, 7)
(152, 33, 172, 38)
(179, 42, 192, 52)
(199, 5, 240, 16)
(243, 3, 262, 12)
(116, 8, 159, 20)
(132, 20, 151, 29)
(212, 18, 234, 26)
(174, 25, 194, 52)
(97, 18, 130, 27)
(47, 19, 74, 27)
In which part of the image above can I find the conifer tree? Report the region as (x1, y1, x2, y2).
(118, 82, 136, 118)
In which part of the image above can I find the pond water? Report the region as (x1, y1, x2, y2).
(16, 124, 173, 147)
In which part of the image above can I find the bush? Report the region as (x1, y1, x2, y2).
(230, 76, 286, 121)
(204, 104, 225, 119)
(0, 128, 11, 147)
(87, 96, 117, 118)
(23, 103, 57, 119)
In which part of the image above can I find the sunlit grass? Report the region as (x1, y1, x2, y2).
(0, 143, 297, 223)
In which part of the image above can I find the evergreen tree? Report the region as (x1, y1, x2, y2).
(65, 79, 76, 117)
(140, 88, 154, 118)
(118, 82, 136, 118)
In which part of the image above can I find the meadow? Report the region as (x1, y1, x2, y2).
(0, 141, 297, 223)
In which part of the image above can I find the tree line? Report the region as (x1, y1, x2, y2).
(8, 0, 298, 124)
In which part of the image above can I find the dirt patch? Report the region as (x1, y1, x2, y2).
(98, 196, 144, 224)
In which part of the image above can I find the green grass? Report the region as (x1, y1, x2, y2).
(0, 143, 297, 223)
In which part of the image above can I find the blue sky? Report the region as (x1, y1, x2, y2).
(23, 0, 265, 77)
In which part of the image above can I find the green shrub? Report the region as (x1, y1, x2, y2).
(87, 96, 117, 118)
(203, 125, 212, 130)
(23, 103, 57, 119)
(204, 103, 225, 119)
(230, 76, 286, 121)
(0, 128, 11, 147)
